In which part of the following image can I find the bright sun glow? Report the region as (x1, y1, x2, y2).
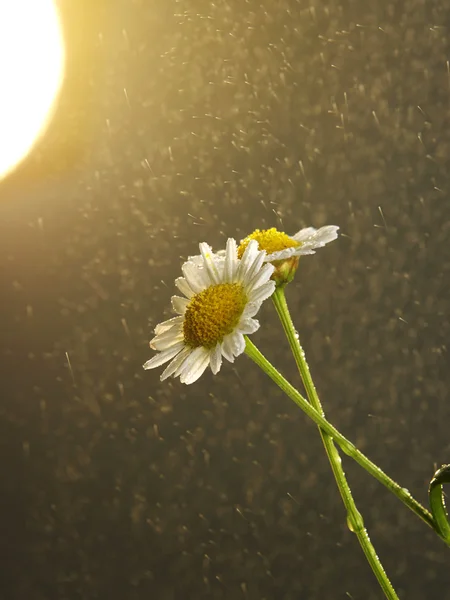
(0, 0, 65, 179)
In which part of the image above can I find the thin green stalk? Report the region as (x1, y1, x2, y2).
(272, 286, 441, 539)
(243, 336, 442, 542)
(272, 286, 398, 599)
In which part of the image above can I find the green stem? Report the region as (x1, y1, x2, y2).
(429, 465, 450, 544)
(244, 336, 442, 542)
(272, 286, 398, 599)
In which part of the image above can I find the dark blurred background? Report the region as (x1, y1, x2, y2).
(1, 0, 449, 598)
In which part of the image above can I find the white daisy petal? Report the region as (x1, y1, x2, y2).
(150, 328, 184, 351)
(189, 251, 226, 280)
(180, 347, 211, 384)
(171, 296, 189, 315)
(295, 247, 318, 256)
(246, 262, 275, 292)
(242, 301, 260, 318)
(237, 317, 259, 335)
(220, 338, 235, 363)
(154, 316, 184, 335)
(237, 239, 259, 281)
(243, 249, 266, 286)
(172, 349, 195, 378)
(182, 360, 210, 385)
(265, 247, 303, 261)
(307, 225, 339, 247)
(175, 345, 204, 378)
(292, 225, 339, 253)
(248, 281, 276, 304)
(187, 253, 204, 267)
(143, 344, 184, 370)
(182, 261, 209, 294)
(175, 277, 194, 299)
(199, 242, 221, 285)
(224, 238, 238, 283)
(228, 331, 246, 356)
(291, 227, 317, 242)
(209, 342, 223, 375)
(222, 333, 239, 359)
(160, 346, 191, 381)
(214, 256, 226, 279)
(235, 333, 247, 356)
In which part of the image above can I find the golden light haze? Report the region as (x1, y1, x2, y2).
(0, 0, 65, 180)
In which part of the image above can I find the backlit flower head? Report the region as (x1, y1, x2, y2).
(143, 239, 276, 384)
(238, 225, 339, 285)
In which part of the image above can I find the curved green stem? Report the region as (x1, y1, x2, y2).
(429, 465, 450, 544)
(272, 286, 398, 599)
(244, 336, 444, 543)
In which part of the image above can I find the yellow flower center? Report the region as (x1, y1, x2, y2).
(237, 227, 299, 258)
(183, 283, 248, 348)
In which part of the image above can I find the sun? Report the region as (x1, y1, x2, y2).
(0, 0, 65, 180)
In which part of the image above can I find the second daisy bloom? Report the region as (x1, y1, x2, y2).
(238, 225, 339, 285)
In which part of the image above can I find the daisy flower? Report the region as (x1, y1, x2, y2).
(237, 225, 339, 285)
(143, 239, 276, 384)
(238, 226, 339, 261)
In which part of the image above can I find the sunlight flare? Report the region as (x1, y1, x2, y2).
(0, 0, 65, 179)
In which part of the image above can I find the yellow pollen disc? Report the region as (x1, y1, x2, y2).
(183, 283, 248, 348)
(237, 228, 299, 258)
